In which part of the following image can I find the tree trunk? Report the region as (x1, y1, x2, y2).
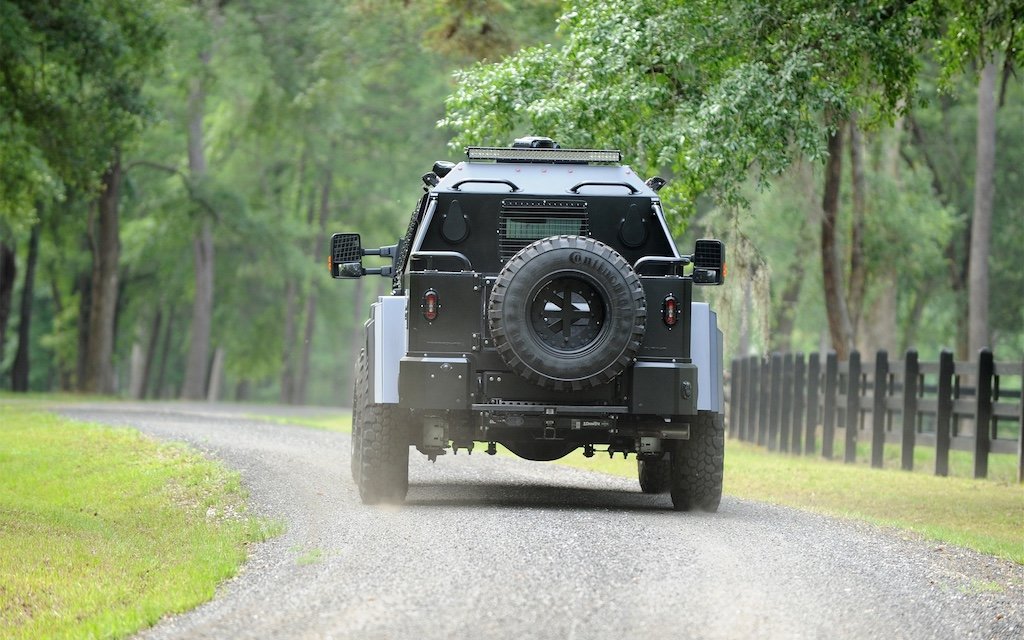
(181, 53, 215, 400)
(908, 113, 970, 358)
(128, 337, 146, 399)
(128, 308, 160, 400)
(820, 124, 853, 359)
(900, 289, 929, 354)
(279, 279, 297, 402)
(83, 154, 123, 394)
(860, 281, 898, 354)
(47, 267, 73, 391)
(153, 306, 175, 398)
(771, 269, 803, 353)
(341, 275, 366, 404)
(11, 223, 40, 391)
(182, 218, 214, 399)
(738, 279, 752, 357)
(847, 117, 868, 339)
(0, 241, 15, 373)
(293, 289, 317, 405)
(140, 306, 162, 399)
(206, 346, 225, 401)
(968, 61, 996, 357)
(293, 165, 334, 405)
(74, 268, 90, 390)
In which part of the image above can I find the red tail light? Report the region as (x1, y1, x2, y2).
(423, 289, 439, 321)
(662, 294, 678, 327)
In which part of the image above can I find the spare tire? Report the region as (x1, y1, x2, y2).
(488, 235, 646, 391)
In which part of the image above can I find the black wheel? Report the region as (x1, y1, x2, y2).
(669, 412, 725, 512)
(488, 235, 646, 391)
(350, 349, 367, 484)
(638, 458, 671, 494)
(357, 402, 410, 504)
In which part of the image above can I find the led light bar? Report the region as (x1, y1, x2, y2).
(465, 146, 622, 164)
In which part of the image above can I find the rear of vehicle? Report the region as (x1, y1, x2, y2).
(330, 140, 726, 511)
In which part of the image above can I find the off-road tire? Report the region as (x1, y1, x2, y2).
(638, 458, 671, 494)
(350, 349, 367, 483)
(488, 235, 646, 391)
(669, 412, 725, 512)
(357, 397, 411, 505)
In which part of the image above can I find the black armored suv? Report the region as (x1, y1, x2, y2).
(330, 137, 726, 511)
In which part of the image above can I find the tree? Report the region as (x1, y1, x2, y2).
(0, 242, 14, 372)
(969, 61, 997, 355)
(441, 0, 1021, 357)
(82, 155, 124, 393)
(0, 0, 165, 391)
(179, 0, 217, 400)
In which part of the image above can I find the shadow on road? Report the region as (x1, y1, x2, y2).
(403, 481, 717, 514)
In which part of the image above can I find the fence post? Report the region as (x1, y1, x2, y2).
(936, 350, 954, 477)
(823, 352, 838, 460)
(1018, 369, 1023, 483)
(974, 349, 993, 479)
(780, 353, 793, 452)
(758, 356, 770, 447)
(792, 353, 805, 454)
(901, 350, 919, 472)
(739, 357, 750, 441)
(845, 350, 861, 464)
(805, 352, 820, 455)
(729, 358, 739, 439)
(872, 350, 888, 469)
(747, 356, 759, 444)
(769, 353, 783, 451)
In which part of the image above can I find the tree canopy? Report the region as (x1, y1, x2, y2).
(442, 0, 1020, 217)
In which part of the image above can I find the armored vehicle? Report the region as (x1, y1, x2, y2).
(330, 137, 726, 511)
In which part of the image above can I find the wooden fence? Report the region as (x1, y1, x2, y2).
(727, 349, 1024, 482)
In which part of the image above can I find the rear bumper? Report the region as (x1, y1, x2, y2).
(399, 355, 698, 419)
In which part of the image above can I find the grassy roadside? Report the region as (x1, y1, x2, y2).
(557, 442, 1023, 563)
(0, 404, 281, 639)
(259, 409, 1022, 564)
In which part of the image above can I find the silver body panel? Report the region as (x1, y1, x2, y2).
(373, 296, 407, 404)
(691, 302, 724, 413)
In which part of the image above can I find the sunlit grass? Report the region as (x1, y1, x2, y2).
(554, 440, 1023, 563)
(781, 429, 1021, 484)
(0, 404, 282, 639)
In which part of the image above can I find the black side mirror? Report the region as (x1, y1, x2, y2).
(691, 239, 725, 286)
(329, 233, 363, 278)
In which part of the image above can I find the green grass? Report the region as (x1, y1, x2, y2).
(293, 547, 324, 566)
(0, 404, 281, 639)
(553, 441, 1024, 563)
(796, 430, 1020, 484)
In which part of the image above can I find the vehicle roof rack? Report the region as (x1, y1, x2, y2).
(465, 146, 622, 164)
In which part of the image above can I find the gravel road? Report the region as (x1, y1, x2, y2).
(60, 403, 1022, 640)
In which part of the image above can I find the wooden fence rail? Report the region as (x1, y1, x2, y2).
(727, 349, 1024, 482)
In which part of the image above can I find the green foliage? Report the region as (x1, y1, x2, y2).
(443, 0, 939, 219)
(0, 0, 166, 222)
(0, 405, 275, 638)
(934, 0, 1023, 86)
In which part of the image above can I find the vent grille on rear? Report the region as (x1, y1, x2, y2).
(498, 199, 589, 261)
